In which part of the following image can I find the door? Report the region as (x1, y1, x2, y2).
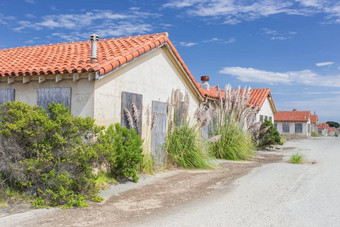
(151, 101, 167, 164)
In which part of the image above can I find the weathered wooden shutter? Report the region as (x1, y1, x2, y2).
(175, 101, 184, 126)
(295, 123, 302, 133)
(0, 89, 15, 104)
(151, 101, 167, 164)
(37, 88, 71, 111)
(121, 91, 143, 135)
(283, 123, 290, 133)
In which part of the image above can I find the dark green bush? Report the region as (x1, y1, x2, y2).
(95, 123, 143, 183)
(257, 119, 281, 149)
(0, 101, 102, 208)
(165, 124, 214, 169)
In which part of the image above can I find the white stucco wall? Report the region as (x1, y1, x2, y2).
(275, 120, 311, 137)
(0, 75, 95, 118)
(256, 97, 275, 123)
(93, 46, 201, 137)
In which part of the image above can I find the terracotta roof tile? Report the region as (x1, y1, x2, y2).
(318, 122, 329, 129)
(0, 32, 205, 99)
(197, 85, 276, 111)
(274, 110, 311, 122)
(311, 115, 318, 124)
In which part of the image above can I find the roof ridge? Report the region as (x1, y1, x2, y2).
(0, 32, 168, 51)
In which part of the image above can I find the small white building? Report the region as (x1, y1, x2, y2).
(311, 114, 319, 133)
(0, 32, 204, 162)
(274, 109, 311, 137)
(198, 86, 277, 123)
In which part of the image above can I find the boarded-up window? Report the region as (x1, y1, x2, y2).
(283, 123, 290, 133)
(151, 101, 167, 163)
(0, 89, 15, 104)
(175, 101, 185, 126)
(121, 91, 143, 136)
(295, 123, 302, 133)
(37, 88, 71, 111)
(260, 115, 264, 122)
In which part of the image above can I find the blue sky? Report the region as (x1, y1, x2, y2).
(1, 0, 340, 123)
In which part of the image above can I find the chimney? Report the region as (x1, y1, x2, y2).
(90, 34, 99, 63)
(293, 108, 297, 111)
(200, 75, 210, 91)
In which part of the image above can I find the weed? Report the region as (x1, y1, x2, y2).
(311, 131, 320, 137)
(290, 153, 303, 164)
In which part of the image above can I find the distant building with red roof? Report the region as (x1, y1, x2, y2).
(274, 109, 312, 136)
(310, 114, 319, 133)
(197, 80, 277, 124)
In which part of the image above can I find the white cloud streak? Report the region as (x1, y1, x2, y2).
(163, 0, 340, 24)
(179, 42, 198, 47)
(316, 61, 334, 67)
(12, 9, 159, 41)
(219, 66, 340, 87)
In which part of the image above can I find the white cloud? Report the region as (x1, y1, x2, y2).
(203, 37, 235, 44)
(163, 0, 340, 24)
(12, 9, 159, 40)
(262, 28, 296, 40)
(219, 66, 340, 87)
(316, 61, 334, 67)
(25, 0, 35, 4)
(179, 42, 198, 47)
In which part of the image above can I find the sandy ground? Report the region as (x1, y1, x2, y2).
(0, 150, 282, 226)
(138, 137, 340, 227)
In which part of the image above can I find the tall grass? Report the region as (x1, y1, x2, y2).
(165, 89, 215, 169)
(207, 84, 257, 160)
(165, 124, 214, 169)
(209, 121, 254, 160)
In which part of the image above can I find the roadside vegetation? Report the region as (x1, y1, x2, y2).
(290, 153, 304, 164)
(0, 102, 143, 209)
(165, 90, 215, 169)
(0, 85, 281, 209)
(311, 131, 321, 137)
(256, 119, 282, 149)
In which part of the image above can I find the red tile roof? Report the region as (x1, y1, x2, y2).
(274, 110, 311, 122)
(197, 85, 276, 112)
(318, 122, 329, 129)
(328, 127, 337, 132)
(0, 33, 168, 77)
(0, 32, 204, 99)
(311, 115, 318, 124)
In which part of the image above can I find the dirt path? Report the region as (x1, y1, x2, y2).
(0, 152, 282, 227)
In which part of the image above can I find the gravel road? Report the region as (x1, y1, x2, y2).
(139, 137, 340, 227)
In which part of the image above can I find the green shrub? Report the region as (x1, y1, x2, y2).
(0, 101, 102, 208)
(209, 121, 254, 160)
(165, 124, 214, 169)
(311, 131, 320, 137)
(95, 123, 143, 183)
(257, 119, 281, 149)
(290, 153, 303, 164)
